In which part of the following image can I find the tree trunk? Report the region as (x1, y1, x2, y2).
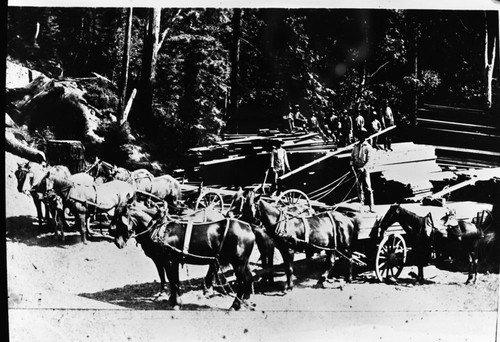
(119, 8, 133, 121)
(139, 8, 161, 129)
(228, 8, 242, 132)
(484, 11, 497, 110)
(412, 26, 419, 127)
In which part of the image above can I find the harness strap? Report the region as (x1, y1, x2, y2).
(217, 219, 231, 255)
(301, 217, 310, 244)
(183, 220, 194, 255)
(325, 211, 337, 249)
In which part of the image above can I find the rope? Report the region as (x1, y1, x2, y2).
(308, 171, 350, 197)
(308, 172, 355, 201)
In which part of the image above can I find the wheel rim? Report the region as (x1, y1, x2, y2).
(276, 189, 311, 209)
(196, 191, 224, 212)
(375, 233, 407, 282)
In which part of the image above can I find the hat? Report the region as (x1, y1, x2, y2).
(272, 139, 284, 147)
(359, 127, 369, 139)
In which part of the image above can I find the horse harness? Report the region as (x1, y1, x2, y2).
(273, 208, 346, 253)
(150, 217, 232, 264)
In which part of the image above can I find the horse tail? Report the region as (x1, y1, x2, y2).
(172, 177, 182, 201)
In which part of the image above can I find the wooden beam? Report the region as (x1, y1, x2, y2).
(279, 125, 397, 180)
(216, 136, 266, 145)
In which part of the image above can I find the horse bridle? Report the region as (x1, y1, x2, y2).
(379, 204, 400, 231)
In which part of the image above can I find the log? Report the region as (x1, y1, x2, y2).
(5, 130, 46, 163)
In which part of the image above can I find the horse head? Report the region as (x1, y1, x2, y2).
(112, 201, 155, 249)
(236, 190, 264, 226)
(15, 162, 32, 194)
(378, 203, 401, 234)
(226, 187, 245, 218)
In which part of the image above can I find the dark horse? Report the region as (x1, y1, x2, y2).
(378, 204, 487, 284)
(40, 174, 136, 244)
(240, 191, 360, 290)
(227, 188, 315, 285)
(111, 201, 227, 297)
(112, 203, 255, 310)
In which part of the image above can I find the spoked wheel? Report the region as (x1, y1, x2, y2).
(474, 209, 494, 232)
(195, 191, 224, 212)
(375, 233, 407, 282)
(275, 189, 311, 209)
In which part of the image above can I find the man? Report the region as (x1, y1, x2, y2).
(354, 111, 365, 141)
(293, 105, 308, 132)
(340, 109, 353, 146)
(269, 139, 291, 195)
(370, 111, 382, 150)
(350, 128, 374, 212)
(283, 107, 295, 133)
(381, 100, 395, 151)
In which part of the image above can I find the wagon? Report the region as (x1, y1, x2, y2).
(333, 199, 493, 283)
(179, 180, 313, 214)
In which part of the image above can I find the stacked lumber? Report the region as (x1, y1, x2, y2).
(415, 104, 500, 168)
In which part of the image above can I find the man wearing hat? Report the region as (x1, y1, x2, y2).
(350, 128, 375, 212)
(269, 139, 291, 195)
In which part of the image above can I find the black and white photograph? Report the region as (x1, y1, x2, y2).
(4, 1, 500, 341)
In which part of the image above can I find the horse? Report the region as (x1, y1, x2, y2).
(110, 201, 226, 296)
(85, 158, 181, 209)
(40, 174, 136, 244)
(15, 161, 71, 227)
(240, 191, 360, 290)
(378, 204, 487, 284)
(42, 171, 96, 241)
(112, 202, 255, 310)
(227, 188, 315, 284)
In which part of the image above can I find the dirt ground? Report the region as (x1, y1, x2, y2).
(5, 151, 500, 342)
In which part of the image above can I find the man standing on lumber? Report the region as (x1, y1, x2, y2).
(351, 128, 375, 213)
(270, 139, 291, 195)
(381, 100, 394, 151)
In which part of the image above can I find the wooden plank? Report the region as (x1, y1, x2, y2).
(417, 118, 497, 132)
(423, 178, 478, 200)
(279, 125, 397, 181)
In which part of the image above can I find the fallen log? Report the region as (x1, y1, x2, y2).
(5, 130, 46, 163)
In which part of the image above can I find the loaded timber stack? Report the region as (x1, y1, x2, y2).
(415, 104, 500, 169)
(185, 126, 471, 205)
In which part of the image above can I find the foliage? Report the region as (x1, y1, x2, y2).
(6, 7, 499, 167)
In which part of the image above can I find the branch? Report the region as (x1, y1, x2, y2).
(156, 9, 182, 54)
(369, 61, 390, 78)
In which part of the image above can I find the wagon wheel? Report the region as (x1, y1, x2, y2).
(375, 233, 407, 282)
(195, 191, 224, 212)
(276, 189, 311, 209)
(474, 209, 494, 232)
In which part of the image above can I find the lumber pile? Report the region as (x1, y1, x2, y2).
(415, 104, 500, 168)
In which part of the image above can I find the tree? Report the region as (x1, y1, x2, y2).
(484, 11, 497, 110)
(119, 7, 133, 120)
(138, 7, 161, 129)
(228, 9, 242, 131)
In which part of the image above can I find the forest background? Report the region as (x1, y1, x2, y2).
(5, 8, 499, 171)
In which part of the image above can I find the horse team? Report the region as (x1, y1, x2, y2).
(15, 160, 495, 311)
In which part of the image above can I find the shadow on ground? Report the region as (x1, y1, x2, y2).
(6, 215, 114, 247)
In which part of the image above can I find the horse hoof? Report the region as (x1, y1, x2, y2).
(172, 305, 180, 311)
(385, 277, 397, 285)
